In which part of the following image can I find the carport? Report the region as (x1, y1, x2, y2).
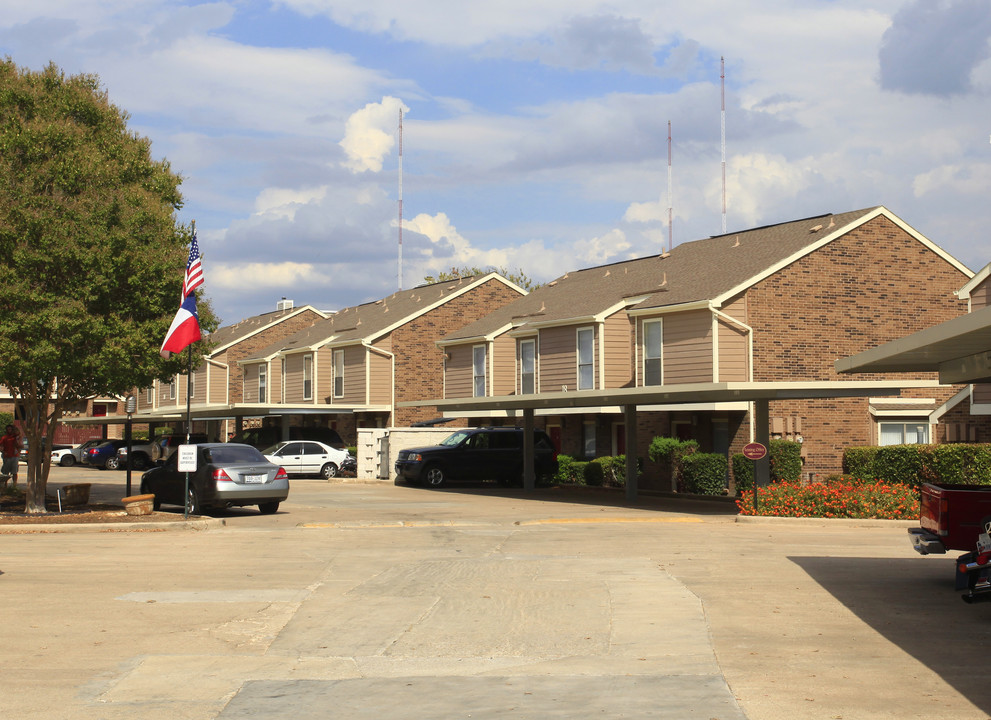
(836, 304, 991, 384)
(404, 380, 939, 501)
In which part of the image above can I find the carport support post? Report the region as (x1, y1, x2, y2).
(624, 403, 638, 502)
(523, 408, 535, 491)
(754, 399, 771, 506)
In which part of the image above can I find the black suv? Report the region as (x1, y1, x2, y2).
(395, 427, 558, 488)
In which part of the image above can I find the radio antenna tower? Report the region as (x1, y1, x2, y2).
(397, 108, 404, 290)
(667, 120, 673, 253)
(720, 56, 727, 235)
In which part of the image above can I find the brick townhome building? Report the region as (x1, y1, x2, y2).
(434, 207, 973, 490)
(238, 273, 526, 444)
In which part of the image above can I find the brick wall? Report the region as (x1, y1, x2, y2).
(733, 215, 971, 476)
(391, 279, 524, 426)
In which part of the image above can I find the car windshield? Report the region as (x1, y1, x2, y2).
(440, 431, 470, 447)
(260, 443, 287, 455)
(204, 445, 266, 464)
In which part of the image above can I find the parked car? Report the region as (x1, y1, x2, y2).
(233, 426, 345, 450)
(140, 443, 289, 515)
(117, 433, 208, 470)
(262, 440, 352, 479)
(395, 427, 558, 488)
(81, 439, 129, 469)
(53, 439, 106, 467)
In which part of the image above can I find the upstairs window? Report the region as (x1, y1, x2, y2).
(519, 339, 536, 394)
(643, 320, 662, 386)
(333, 350, 344, 398)
(473, 345, 487, 397)
(303, 355, 313, 400)
(258, 365, 267, 403)
(577, 327, 594, 390)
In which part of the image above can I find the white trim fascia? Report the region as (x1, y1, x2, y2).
(958, 262, 991, 299)
(711, 206, 974, 310)
(931, 386, 970, 423)
(437, 322, 515, 347)
(237, 350, 283, 367)
(208, 305, 330, 356)
(364, 273, 527, 345)
(516, 300, 642, 333)
(638, 401, 750, 412)
(627, 299, 711, 317)
(869, 397, 937, 406)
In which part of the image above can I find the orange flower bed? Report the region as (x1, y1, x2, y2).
(736, 479, 919, 519)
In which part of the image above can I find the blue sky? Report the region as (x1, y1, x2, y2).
(2, 0, 991, 324)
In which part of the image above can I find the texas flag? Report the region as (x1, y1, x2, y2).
(160, 292, 202, 359)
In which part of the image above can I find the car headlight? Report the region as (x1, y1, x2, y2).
(408, 453, 422, 462)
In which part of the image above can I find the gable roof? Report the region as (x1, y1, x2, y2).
(443, 206, 972, 343)
(240, 272, 526, 362)
(204, 305, 329, 356)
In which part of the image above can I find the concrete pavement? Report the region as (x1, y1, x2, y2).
(2, 466, 990, 719)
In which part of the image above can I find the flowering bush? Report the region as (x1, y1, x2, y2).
(736, 479, 919, 519)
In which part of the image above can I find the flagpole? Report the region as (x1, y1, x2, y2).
(184, 343, 192, 519)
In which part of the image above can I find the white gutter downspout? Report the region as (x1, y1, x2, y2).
(597, 321, 606, 390)
(366, 344, 395, 424)
(710, 307, 755, 440)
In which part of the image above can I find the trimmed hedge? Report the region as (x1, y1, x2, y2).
(843, 444, 991, 489)
(555, 454, 634, 488)
(731, 439, 802, 494)
(732, 453, 754, 493)
(682, 452, 727, 495)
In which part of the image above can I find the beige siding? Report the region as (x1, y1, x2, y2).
(283, 354, 304, 403)
(368, 342, 393, 405)
(243, 364, 260, 403)
(317, 349, 334, 402)
(604, 312, 634, 389)
(974, 384, 991, 404)
(493, 335, 515, 396)
(341, 345, 367, 404)
(444, 344, 473, 398)
(716, 294, 750, 382)
(539, 325, 590, 391)
(208, 364, 228, 404)
(662, 309, 713, 384)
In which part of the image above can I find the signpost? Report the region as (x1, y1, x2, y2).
(743, 442, 767, 514)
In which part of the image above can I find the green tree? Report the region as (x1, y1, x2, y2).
(423, 265, 540, 291)
(0, 59, 216, 512)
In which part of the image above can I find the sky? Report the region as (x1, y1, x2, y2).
(2, 0, 991, 325)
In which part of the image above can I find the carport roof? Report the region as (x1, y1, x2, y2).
(399, 380, 941, 413)
(835, 305, 991, 384)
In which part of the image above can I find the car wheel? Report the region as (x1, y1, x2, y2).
(105, 455, 119, 470)
(186, 487, 202, 515)
(60, 455, 75, 467)
(320, 462, 339, 479)
(258, 501, 280, 515)
(423, 464, 446, 488)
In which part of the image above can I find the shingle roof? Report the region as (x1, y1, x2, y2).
(205, 305, 326, 354)
(241, 273, 517, 361)
(443, 208, 883, 342)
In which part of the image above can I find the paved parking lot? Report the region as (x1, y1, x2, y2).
(2, 466, 991, 719)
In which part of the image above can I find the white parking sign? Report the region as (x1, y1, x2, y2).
(177, 444, 198, 472)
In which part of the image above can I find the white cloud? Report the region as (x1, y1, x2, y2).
(253, 186, 329, 220)
(340, 96, 410, 173)
(211, 261, 322, 289)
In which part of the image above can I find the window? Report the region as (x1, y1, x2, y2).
(258, 365, 267, 403)
(303, 355, 313, 400)
(879, 421, 929, 446)
(519, 339, 536, 394)
(190, 372, 195, 399)
(169, 378, 177, 400)
(582, 420, 596, 458)
(643, 320, 662, 386)
(577, 327, 594, 390)
(473, 345, 487, 397)
(147, 386, 154, 404)
(333, 349, 344, 398)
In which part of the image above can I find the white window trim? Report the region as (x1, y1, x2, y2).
(577, 327, 595, 391)
(473, 344, 487, 398)
(258, 365, 267, 403)
(303, 355, 313, 401)
(333, 349, 345, 398)
(642, 319, 662, 387)
(519, 338, 537, 394)
(169, 377, 177, 401)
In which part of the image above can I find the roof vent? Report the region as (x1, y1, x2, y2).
(277, 297, 294, 311)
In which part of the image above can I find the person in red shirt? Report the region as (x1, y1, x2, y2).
(1, 424, 21, 488)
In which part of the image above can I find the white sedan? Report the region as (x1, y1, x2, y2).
(262, 440, 351, 479)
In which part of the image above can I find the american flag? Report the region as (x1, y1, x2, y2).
(181, 233, 204, 299)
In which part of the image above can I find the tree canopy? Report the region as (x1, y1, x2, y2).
(0, 59, 216, 511)
(423, 265, 541, 291)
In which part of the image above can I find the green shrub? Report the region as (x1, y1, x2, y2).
(555, 457, 588, 485)
(682, 452, 727, 495)
(843, 446, 878, 478)
(928, 444, 991, 485)
(731, 453, 753, 494)
(649, 437, 698, 490)
(583, 460, 605, 487)
(769, 440, 802, 482)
